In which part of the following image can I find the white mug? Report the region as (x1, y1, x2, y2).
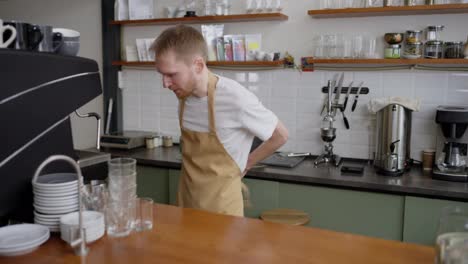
(0, 19, 17, 48)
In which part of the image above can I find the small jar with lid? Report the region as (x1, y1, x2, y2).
(424, 41, 444, 59)
(145, 136, 156, 149)
(405, 30, 422, 44)
(403, 42, 422, 58)
(162, 136, 173, 147)
(385, 44, 401, 59)
(426, 25, 444, 42)
(444, 41, 464, 58)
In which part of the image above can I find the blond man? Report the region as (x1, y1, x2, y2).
(151, 25, 288, 216)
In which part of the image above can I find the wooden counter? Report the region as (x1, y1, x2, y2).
(1, 204, 435, 264)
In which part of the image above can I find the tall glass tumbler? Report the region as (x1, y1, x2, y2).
(435, 206, 468, 264)
(108, 158, 137, 193)
(106, 199, 136, 237)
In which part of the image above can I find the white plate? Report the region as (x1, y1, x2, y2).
(34, 199, 78, 208)
(33, 211, 64, 220)
(34, 197, 79, 205)
(0, 224, 49, 250)
(33, 184, 78, 193)
(33, 189, 79, 198)
(33, 173, 78, 187)
(33, 204, 79, 215)
(0, 234, 49, 256)
(34, 192, 78, 199)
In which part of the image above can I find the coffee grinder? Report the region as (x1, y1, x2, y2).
(433, 105, 468, 182)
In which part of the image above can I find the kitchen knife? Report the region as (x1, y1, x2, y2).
(352, 82, 364, 112)
(342, 81, 353, 111)
(333, 72, 344, 106)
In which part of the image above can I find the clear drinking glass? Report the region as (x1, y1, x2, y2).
(323, 34, 338, 58)
(108, 158, 136, 177)
(352, 35, 363, 58)
(352, 0, 366, 7)
(320, 0, 333, 9)
(106, 199, 136, 237)
(312, 35, 325, 58)
(134, 197, 154, 231)
(362, 36, 378, 58)
(343, 36, 353, 58)
(435, 206, 468, 264)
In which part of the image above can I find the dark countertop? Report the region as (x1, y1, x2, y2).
(98, 146, 468, 202)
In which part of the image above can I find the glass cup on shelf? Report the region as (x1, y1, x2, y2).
(311, 35, 325, 58)
(320, 0, 333, 9)
(352, 35, 364, 58)
(366, 0, 384, 7)
(352, 0, 366, 7)
(342, 36, 353, 58)
(362, 36, 379, 58)
(323, 34, 338, 58)
(435, 206, 468, 264)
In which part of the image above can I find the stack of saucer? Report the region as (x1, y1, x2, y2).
(0, 224, 50, 256)
(32, 173, 80, 232)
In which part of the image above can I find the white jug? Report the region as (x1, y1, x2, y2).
(0, 19, 17, 48)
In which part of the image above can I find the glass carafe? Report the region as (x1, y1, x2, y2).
(437, 143, 466, 173)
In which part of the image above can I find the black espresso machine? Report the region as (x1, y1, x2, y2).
(0, 49, 102, 225)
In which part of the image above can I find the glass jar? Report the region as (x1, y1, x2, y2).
(162, 136, 173, 147)
(425, 41, 444, 59)
(406, 30, 422, 44)
(384, 44, 401, 58)
(404, 42, 422, 57)
(384, 0, 404, 5)
(444, 41, 464, 58)
(426, 25, 444, 42)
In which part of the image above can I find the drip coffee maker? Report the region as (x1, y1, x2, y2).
(433, 106, 468, 182)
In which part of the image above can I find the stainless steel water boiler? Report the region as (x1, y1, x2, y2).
(374, 104, 412, 176)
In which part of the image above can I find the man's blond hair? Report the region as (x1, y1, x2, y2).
(151, 25, 208, 63)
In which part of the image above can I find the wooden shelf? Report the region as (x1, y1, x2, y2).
(301, 57, 468, 71)
(110, 13, 288, 26)
(112, 60, 285, 68)
(302, 58, 468, 65)
(308, 4, 468, 18)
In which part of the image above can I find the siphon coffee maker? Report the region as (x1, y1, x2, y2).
(433, 105, 468, 182)
(314, 79, 341, 167)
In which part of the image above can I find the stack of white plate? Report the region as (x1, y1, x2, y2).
(32, 173, 80, 232)
(0, 224, 50, 257)
(60, 211, 105, 244)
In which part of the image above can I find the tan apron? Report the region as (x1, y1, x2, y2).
(177, 72, 244, 217)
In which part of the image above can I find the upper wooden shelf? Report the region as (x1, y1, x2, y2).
(307, 3, 468, 18)
(112, 60, 285, 68)
(110, 13, 288, 26)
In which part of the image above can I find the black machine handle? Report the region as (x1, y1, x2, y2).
(390, 140, 400, 153)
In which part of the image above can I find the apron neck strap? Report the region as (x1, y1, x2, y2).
(178, 71, 218, 134)
(207, 71, 218, 134)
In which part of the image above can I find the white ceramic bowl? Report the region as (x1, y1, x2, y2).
(60, 211, 105, 244)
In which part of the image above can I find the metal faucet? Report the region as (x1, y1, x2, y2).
(75, 111, 101, 150)
(32, 155, 89, 256)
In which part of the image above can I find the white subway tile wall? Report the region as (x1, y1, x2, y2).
(121, 69, 468, 160)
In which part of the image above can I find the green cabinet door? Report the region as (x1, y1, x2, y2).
(403, 196, 468, 245)
(168, 169, 181, 205)
(278, 182, 405, 241)
(136, 166, 169, 204)
(243, 178, 279, 219)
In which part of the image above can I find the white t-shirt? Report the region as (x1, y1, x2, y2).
(181, 75, 278, 172)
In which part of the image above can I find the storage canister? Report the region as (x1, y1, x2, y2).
(404, 42, 422, 57)
(405, 30, 422, 44)
(424, 41, 444, 59)
(444, 41, 464, 58)
(162, 136, 173, 147)
(385, 44, 401, 59)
